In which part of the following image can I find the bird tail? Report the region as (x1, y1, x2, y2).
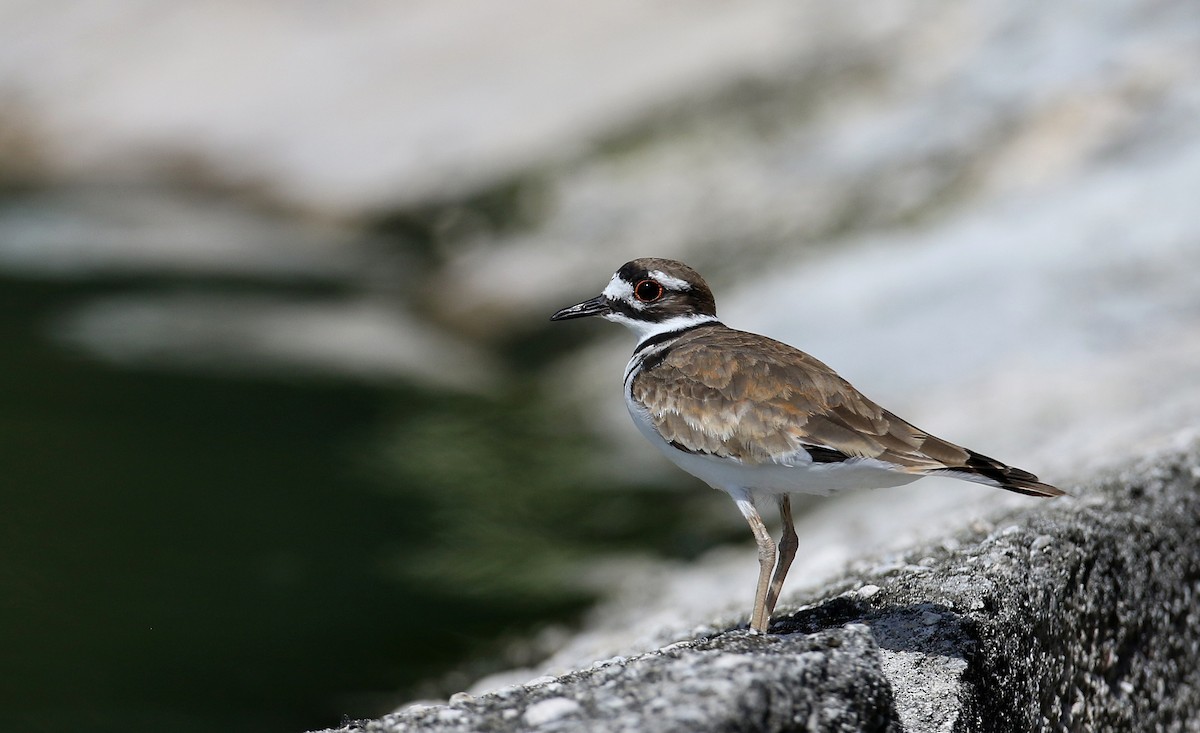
(931, 449, 1066, 497)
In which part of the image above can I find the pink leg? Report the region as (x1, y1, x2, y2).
(732, 491, 776, 633)
(764, 495, 798, 621)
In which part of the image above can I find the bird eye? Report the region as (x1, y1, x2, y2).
(634, 279, 664, 303)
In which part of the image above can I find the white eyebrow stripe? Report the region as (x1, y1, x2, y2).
(648, 270, 691, 291)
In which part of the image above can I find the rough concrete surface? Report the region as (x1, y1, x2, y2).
(369, 629, 895, 733)
(320, 440, 1200, 732)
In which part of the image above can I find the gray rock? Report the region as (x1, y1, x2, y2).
(320, 443, 1200, 732)
(337, 627, 896, 733)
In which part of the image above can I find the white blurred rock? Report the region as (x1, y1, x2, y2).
(0, 187, 361, 278)
(0, 0, 832, 213)
(52, 292, 499, 391)
(441, 0, 1200, 332)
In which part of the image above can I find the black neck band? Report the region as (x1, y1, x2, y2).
(632, 320, 719, 356)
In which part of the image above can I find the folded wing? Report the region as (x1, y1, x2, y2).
(630, 328, 1062, 497)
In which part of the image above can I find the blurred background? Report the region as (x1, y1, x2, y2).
(2, 2, 1200, 732)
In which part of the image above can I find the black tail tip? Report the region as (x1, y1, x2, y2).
(966, 451, 1066, 497)
(1002, 477, 1067, 498)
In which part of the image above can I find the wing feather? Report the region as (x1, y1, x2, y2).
(630, 328, 960, 470)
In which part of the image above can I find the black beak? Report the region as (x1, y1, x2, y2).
(550, 295, 610, 321)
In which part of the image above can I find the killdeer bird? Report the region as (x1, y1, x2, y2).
(551, 257, 1063, 633)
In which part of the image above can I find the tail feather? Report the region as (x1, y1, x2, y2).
(933, 449, 1065, 497)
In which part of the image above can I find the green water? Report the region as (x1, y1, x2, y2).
(0, 275, 729, 733)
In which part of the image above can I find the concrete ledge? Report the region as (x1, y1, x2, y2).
(324, 440, 1200, 732)
(374, 629, 895, 733)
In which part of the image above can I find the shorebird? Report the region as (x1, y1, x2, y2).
(551, 257, 1062, 632)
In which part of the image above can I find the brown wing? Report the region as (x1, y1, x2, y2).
(630, 328, 938, 465)
(631, 327, 1063, 496)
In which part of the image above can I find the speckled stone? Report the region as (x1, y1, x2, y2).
(321, 442, 1200, 733)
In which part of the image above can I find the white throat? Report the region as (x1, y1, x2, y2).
(604, 311, 719, 344)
